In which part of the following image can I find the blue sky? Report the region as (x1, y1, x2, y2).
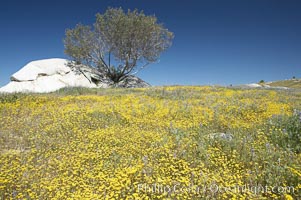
(0, 0, 300, 87)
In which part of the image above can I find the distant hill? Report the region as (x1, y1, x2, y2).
(243, 78, 301, 89)
(264, 79, 301, 89)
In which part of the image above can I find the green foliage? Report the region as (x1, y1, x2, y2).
(0, 94, 22, 103)
(268, 111, 301, 153)
(64, 7, 174, 83)
(54, 87, 99, 95)
(259, 80, 265, 84)
(64, 24, 94, 64)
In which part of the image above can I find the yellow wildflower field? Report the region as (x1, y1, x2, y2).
(0, 86, 300, 199)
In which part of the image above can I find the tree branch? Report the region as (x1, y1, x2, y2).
(131, 62, 150, 75)
(108, 51, 111, 68)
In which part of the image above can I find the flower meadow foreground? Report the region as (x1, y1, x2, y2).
(0, 86, 300, 199)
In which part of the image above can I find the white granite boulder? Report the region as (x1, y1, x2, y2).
(0, 58, 150, 93)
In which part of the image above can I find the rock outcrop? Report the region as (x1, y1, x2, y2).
(242, 83, 289, 90)
(0, 58, 150, 93)
(115, 75, 151, 88)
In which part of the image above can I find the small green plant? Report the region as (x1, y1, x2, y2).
(259, 80, 265, 84)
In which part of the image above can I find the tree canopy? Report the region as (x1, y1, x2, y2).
(64, 7, 174, 83)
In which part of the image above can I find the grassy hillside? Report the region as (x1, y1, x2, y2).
(266, 79, 301, 89)
(1, 86, 300, 199)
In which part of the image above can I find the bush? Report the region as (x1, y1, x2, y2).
(259, 80, 265, 84)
